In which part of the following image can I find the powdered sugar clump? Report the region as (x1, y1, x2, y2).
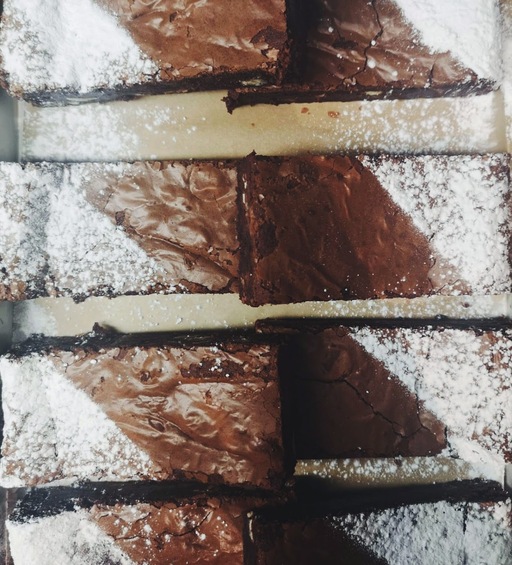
(394, 0, 502, 81)
(7, 510, 135, 565)
(334, 500, 512, 565)
(0, 354, 155, 487)
(352, 327, 512, 478)
(362, 154, 512, 295)
(0, 0, 157, 94)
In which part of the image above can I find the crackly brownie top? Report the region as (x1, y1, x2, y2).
(304, 0, 501, 91)
(0, 0, 290, 96)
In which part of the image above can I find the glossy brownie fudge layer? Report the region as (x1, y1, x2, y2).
(273, 319, 512, 476)
(0, 0, 301, 105)
(247, 498, 512, 564)
(0, 160, 238, 301)
(238, 154, 512, 305)
(226, 0, 501, 110)
(7, 485, 274, 565)
(0, 330, 285, 489)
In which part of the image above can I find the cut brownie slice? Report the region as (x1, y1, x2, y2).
(226, 0, 502, 110)
(6, 485, 275, 565)
(0, 330, 286, 489)
(238, 154, 512, 305)
(0, 160, 238, 301)
(269, 319, 512, 479)
(0, 0, 302, 105)
(247, 496, 512, 564)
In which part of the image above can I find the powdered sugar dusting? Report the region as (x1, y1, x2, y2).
(21, 102, 141, 162)
(11, 300, 57, 342)
(362, 154, 512, 295)
(7, 510, 135, 565)
(0, 354, 155, 487)
(0, 0, 158, 94)
(333, 500, 512, 565)
(46, 164, 168, 296)
(328, 94, 504, 155)
(394, 0, 502, 81)
(294, 455, 504, 487)
(351, 327, 512, 478)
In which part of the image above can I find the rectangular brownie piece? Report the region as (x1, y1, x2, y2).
(247, 495, 512, 564)
(226, 0, 502, 110)
(238, 154, 512, 305)
(0, 160, 238, 301)
(6, 484, 275, 565)
(0, 0, 302, 105)
(0, 329, 287, 489)
(269, 319, 512, 480)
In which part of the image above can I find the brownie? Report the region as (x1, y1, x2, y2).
(225, 0, 501, 110)
(247, 495, 512, 564)
(268, 319, 512, 481)
(0, 329, 287, 489)
(0, 0, 303, 105)
(6, 484, 278, 565)
(0, 160, 239, 301)
(238, 154, 512, 305)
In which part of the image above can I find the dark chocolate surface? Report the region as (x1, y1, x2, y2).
(238, 155, 468, 306)
(225, 0, 495, 110)
(280, 327, 446, 459)
(247, 516, 386, 564)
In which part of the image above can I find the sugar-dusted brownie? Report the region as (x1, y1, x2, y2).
(0, 0, 303, 105)
(264, 318, 512, 479)
(0, 329, 287, 489)
(226, 0, 502, 110)
(247, 494, 512, 564)
(238, 154, 512, 305)
(0, 160, 239, 301)
(6, 484, 277, 565)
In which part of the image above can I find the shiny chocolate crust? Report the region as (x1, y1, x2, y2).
(82, 160, 240, 295)
(280, 327, 447, 459)
(247, 515, 386, 564)
(238, 154, 511, 305)
(89, 498, 253, 565)
(0, 161, 239, 302)
(225, 0, 495, 110)
(1, 0, 301, 105)
(0, 330, 287, 489)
